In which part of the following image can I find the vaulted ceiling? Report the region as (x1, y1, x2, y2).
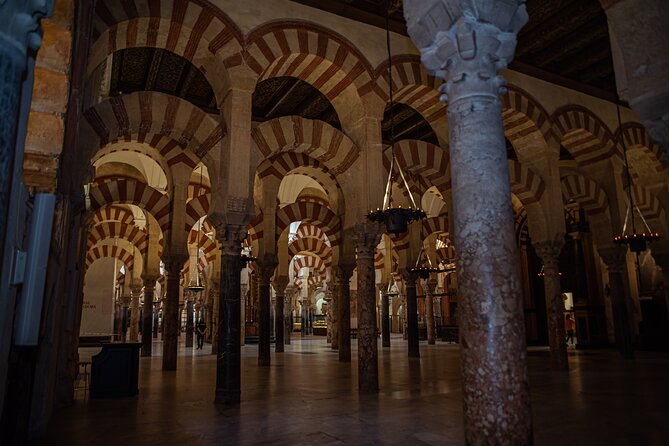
(291, 0, 616, 95)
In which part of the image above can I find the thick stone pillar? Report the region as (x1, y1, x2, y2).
(534, 237, 569, 371)
(209, 284, 219, 354)
(354, 222, 382, 392)
(402, 270, 420, 358)
(334, 264, 355, 362)
(141, 277, 157, 356)
(425, 278, 438, 345)
(153, 301, 160, 339)
(284, 287, 293, 345)
(129, 284, 142, 342)
(161, 257, 185, 371)
(257, 259, 276, 364)
(185, 298, 195, 348)
(329, 282, 340, 349)
(214, 224, 246, 404)
(273, 276, 289, 353)
(405, 2, 532, 443)
(599, 247, 634, 359)
(381, 286, 391, 348)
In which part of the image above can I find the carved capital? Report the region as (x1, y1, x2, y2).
(404, 0, 527, 104)
(212, 221, 247, 255)
(256, 255, 278, 284)
(533, 233, 566, 270)
(272, 275, 290, 295)
(162, 255, 187, 277)
(332, 263, 355, 284)
(400, 268, 418, 287)
(598, 246, 628, 273)
(353, 221, 382, 258)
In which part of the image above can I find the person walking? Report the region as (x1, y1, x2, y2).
(196, 320, 206, 350)
(565, 314, 576, 349)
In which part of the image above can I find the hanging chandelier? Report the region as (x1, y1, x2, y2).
(612, 105, 661, 254)
(366, 2, 426, 236)
(410, 244, 442, 279)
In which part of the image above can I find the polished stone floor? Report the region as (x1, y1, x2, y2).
(34, 336, 669, 445)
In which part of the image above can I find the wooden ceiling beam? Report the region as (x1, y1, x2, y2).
(559, 38, 611, 77)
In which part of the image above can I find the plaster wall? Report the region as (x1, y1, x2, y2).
(80, 258, 116, 336)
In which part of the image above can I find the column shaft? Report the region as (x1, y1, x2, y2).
(129, 289, 140, 342)
(162, 261, 182, 371)
(141, 284, 154, 356)
(381, 291, 390, 348)
(215, 254, 242, 404)
(330, 283, 340, 350)
(257, 261, 275, 366)
(336, 267, 354, 362)
(404, 274, 420, 358)
(185, 299, 194, 348)
(355, 223, 381, 392)
(425, 279, 437, 345)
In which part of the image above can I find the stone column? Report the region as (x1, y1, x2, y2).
(329, 282, 340, 350)
(285, 287, 293, 345)
(214, 224, 246, 404)
(273, 276, 289, 353)
(185, 297, 195, 348)
(141, 277, 157, 356)
(161, 257, 185, 370)
(381, 286, 391, 348)
(334, 264, 355, 362)
(153, 300, 160, 339)
(209, 283, 219, 354)
(405, 2, 532, 443)
(534, 237, 569, 371)
(354, 222, 382, 392)
(129, 284, 142, 342)
(402, 270, 420, 358)
(599, 247, 634, 359)
(425, 278, 438, 345)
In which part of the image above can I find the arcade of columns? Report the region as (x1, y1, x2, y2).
(2, 0, 669, 443)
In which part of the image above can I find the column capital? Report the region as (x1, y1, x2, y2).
(533, 234, 566, 268)
(400, 268, 418, 287)
(162, 255, 187, 277)
(272, 275, 290, 295)
(353, 221, 382, 258)
(256, 256, 278, 284)
(598, 246, 628, 273)
(212, 222, 247, 255)
(332, 263, 356, 283)
(404, 0, 527, 104)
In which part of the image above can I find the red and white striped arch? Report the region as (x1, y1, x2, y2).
(508, 160, 546, 205)
(288, 237, 332, 267)
(394, 139, 451, 194)
(88, 179, 171, 234)
(188, 230, 218, 265)
(246, 21, 376, 101)
(83, 92, 223, 163)
(375, 55, 446, 138)
(92, 205, 135, 226)
(93, 138, 172, 184)
(90, 0, 243, 102)
(292, 255, 327, 278)
(561, 174, 609, 215)
(421, 217, 449, 240)
(87, 222, 149, 254)
(617, 123, 666, 176)
(501, 85, 554, 148)
(252, 116, 359, 176)
(86, 245, 134, 271)
(295, 223, 328, 243)
(276, 202, 341, 246)
(185, 193, 210, 234)
(552, 105, 619, 166)
(631, 185, 666, 224)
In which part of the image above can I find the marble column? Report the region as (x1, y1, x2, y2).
(381, 286, 391, 348)
(425, 278, 438, 345)
(210, 284, 219, 354)
(354, 222, 382, 392)
(599, 247, 634, 359)
(334, 264, 355, 362)
(161, 257, 185, 371)
(185, 297, 195, 348)
(402, 270, 420, 358)
(153, 301, 160, 339)
(214, 224, 246, 404)
(285, 287, 293, 345)
(272, 276, 289, 353)
(405, 2, 532, 443)
(141, 277, 156, 356)
(534, 237, 569, 370)
(129, 284, 142, 342)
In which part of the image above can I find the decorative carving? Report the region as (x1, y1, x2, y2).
(227, 196, 248, 214)
(405, 0, 528, 104)
(353, 222, 382, 259)
(599, 246, 628, 273)
(533, 234, 566, 271)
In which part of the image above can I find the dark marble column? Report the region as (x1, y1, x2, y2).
(141, 277, 157, 356)
(272, 276, 289, 353)
(185, 298, 194, 348)
(599, 247, 634, 359)
(405, 2, 532, 443)
(381, 287, 391, 348)
(534, 237, 569, 370)
(334, 264, 355, 362)
(284, 287, 293, 345)
(354, 222, 382, 392)
(257, 260, 275, 366)
(161, 257, 185, 371)
(425, 278, 438, 345)
(402, 270, 420, 358)
(153, 301, 160, 339)
(214, 224, 246, 404)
